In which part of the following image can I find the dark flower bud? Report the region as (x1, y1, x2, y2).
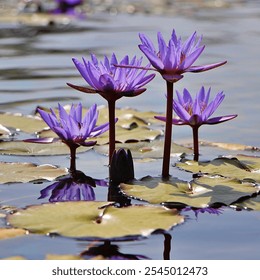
(110, 148, 135, 185)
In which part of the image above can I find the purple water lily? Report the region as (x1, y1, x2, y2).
(68, 53, 155, 101)
(139, 29, 226, 83)
(155, 87, 237, 160)
(28, 103, 111, 172)
(138, 29, 226, 178)
(68, 53, 155, 165)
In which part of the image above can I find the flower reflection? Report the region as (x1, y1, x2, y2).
(80, 241, 149, 260)
(182, 206, 223, 218)
(39, 170, 107, 202)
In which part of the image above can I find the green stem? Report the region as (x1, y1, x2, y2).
(192, 126, 199, 161)
(162, 81, 174, 178)
(108, 99, 116, 166)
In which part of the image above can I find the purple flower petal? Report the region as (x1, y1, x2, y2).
(138, 45, 164, 70)
(170, 87, 237, 128)
(188, 61, 227, 73)
(206, 114, 237, 125)
(33, 103, 109, 148)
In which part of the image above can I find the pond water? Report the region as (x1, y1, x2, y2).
(0, 0, 260, 260)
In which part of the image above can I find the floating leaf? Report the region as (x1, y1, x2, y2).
(95, 141, 191, 159)
(0, 140, 92, 156)
(39, 124, 162, 145)
(200, 141, 260, 151)
(0, 162, 67, 184)
(120, 176, 190, 204)
(0, 112, 46, 134)
(8, 201, 184, 240)
(233, 193, 260, 211)
(191, 176, 259, 207)
(1, 256, 26, 260)
(45, 254, 82, 260)
(177, 157, 260, 183)
(0, 12, 73, 27)
(97, 106, 164, 127)
(235, 155, 260, 170)
(0, 228, 26, 240)
(120, 175, 259, 208)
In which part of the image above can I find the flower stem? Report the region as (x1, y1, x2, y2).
(69, 145, 77, 173)
(192, 126, 199, 161)
(108, 100, 116, 165)
(162, 81, 174, 178)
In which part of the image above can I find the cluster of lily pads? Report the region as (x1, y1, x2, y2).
(1, 28, 260, 259)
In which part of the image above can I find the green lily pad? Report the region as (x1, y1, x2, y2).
(0, 140, 93, 156)
(120, 175, 259, 208)
(45, 254, 83, 260)
(0, 12, 73, 26)
(95, 141, 191, 159)
(235, 155, 260, 170)
(1, 256, 27, 260)
(0, 112, 46, 134)
(233, 193, 260, 211)
(0, 228, 26, 240)
(0, 162, 68, 184)
(120, 176, 190, 204)
(39, 124, 162, 145)
(177, 157, 260, 183)
(97, 106, 164, 127)
(200, 141, 260, 152)
(7, 201, 184, 240)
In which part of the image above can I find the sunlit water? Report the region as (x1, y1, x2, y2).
(0, 0, 260, 259)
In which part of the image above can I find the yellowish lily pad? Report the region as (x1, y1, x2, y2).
(177, 157, 260, 183)
(0, 228, 27, 240)
(0, 140, 93, 156)
(0, 112, 46, 134)
(8, 201, 184, 240)
(95, 141, 191, 158)
(0, 162, 68, 184)
(120, 175, 259, 208)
